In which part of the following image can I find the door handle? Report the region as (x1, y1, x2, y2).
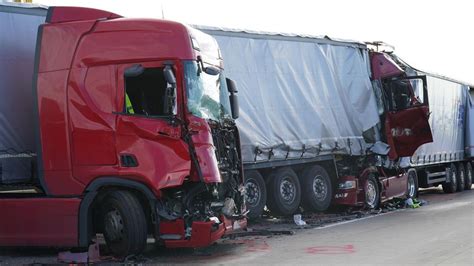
(157, 127, 179, 139)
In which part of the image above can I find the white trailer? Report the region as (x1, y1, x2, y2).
(393, 55, 474, 192)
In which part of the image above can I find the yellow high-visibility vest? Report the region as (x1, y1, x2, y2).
(125, 93, 134, 114)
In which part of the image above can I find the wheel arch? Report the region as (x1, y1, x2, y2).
(78, 177, 157, 247)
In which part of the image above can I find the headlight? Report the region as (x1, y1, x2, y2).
(338, 180, 356, 189)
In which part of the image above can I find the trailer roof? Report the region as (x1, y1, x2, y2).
(194, 25, 367, 49)
(391, 53, 474, 88)
(0, 2, 47, 17)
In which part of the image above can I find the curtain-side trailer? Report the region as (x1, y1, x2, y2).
(199, 27, 433, 218)
(391, 55, 473, 192)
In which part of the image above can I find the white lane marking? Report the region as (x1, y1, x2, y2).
(314, 209, 403, 230)
(423, 201, 472, 212)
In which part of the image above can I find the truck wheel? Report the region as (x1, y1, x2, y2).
(442, 163, 457, 193)
(244, 170, 267, 219)
(465, 162, 473, 190)
(299, 165, 332, 212)
(406, 170, 418, 198)
(365, 175, 380, 209)
(266, 168, 301, 216)
(101, 190, 148, 257)
(456, 163, 466, 192)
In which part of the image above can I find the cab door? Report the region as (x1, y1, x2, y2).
(383, 75, 433, 159)
(114, 61, 191, 189)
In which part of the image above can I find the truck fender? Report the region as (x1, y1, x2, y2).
(78, 177, 156, 247)
(359, 167, 381, 189)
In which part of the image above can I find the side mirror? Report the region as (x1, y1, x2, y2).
(204, 66, 220, 76)
(226, 78, 239, 119)
(229, 94, 239, 119)
(197, 55, 221, 76)
(163, 65, 177, 116)
(124, 64, 145, 78)
(226, 77, 237, 93)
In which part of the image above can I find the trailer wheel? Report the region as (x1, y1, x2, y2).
(442, 163, 458, 193)
(456, 163, 466, 192)
(365, 175, 380, 209)
(266, 168, 301, 216)
(244, 170, 267, 219)
(101, 190, 148, 257)
(299, 165, 333, 212)
(465, 162, 473, 190)
(406, 170, 418, 198)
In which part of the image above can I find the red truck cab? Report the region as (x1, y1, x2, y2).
(0, 6, 245, 256)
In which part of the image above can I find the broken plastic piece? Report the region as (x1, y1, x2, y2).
(293, 214, 306, 226)
(369, 141, 390, 155)
(405, 198, 420, 208)
(222, 198, 236, 216)
(57, 242, 101, 263)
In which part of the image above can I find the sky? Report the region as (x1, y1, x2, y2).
(30, 0, 474, 85)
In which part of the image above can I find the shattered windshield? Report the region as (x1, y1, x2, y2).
(184, 60, 232, 122)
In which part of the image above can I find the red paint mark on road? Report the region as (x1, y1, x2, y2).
(227, 238, 271, 252)
(245, 240, 270, 252)
(305, 244, 355, 255)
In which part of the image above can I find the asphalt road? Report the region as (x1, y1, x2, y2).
(1, 186, 473, 265)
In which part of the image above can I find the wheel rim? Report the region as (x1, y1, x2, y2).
(366, 180, 377, 208)
(280, 177, 296, 203)
(312, 175, 328, 201)
(245, 179, 261, 206)
(104, 209, 125, 242)
(459, 169, 465, 188)
(468, 167, 473, 185)
(408, 174, 416, 198)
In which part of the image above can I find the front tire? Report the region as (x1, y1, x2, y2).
(244, 170, 267, 219)
(464, 162, 473, 190)
(365, 175, 380, 209)
(406, 170, 418, 198)
(101, 190, 148, 257)
(299, 165, 333, 212)
(442, 163, 457, 193)
(266, 168, 301, 216)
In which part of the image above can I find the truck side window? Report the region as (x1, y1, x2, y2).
(390, 79, 411, 110)
(124, 67, 167, 116)
(384, 78, 422, 111)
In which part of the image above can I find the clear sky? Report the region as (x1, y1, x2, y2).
(32, 0, 473, 85)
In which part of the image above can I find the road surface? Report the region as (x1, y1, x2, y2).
(0, 186, 472, 265)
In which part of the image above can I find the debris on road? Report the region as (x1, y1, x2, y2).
(294, 214, 307, 226)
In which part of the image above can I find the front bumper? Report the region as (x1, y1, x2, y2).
(160, 216, 247, 248)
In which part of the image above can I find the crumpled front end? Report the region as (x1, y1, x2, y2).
(155, 118, 246, 248)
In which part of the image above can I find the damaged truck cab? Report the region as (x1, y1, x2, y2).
(333, 50, 433, 207)
(0, 4, 245, 256)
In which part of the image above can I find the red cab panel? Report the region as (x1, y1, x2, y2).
(0, 198, 80, 247)
(370, 52, 404, 80)
(385, 106, 433, 159)
(46, 6, 121, 24)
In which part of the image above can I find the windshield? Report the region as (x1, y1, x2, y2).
(184, 60, 232, 122)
